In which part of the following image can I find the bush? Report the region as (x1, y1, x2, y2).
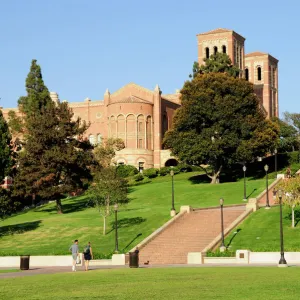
(206, 249, 235, 257)
(143, 168, 159, 178)
(133, 173, 144, 182)
(177, 163, 192, 172)
(159, 167, 170, 176)
(171, 166, 180, 175)
(116, 165, 139, 178)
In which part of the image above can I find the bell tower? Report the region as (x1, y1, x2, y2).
(196, 28, 245, 73)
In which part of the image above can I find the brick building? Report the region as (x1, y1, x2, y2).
(1, 28, 278, 169)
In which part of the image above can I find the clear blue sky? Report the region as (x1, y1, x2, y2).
(0, 0, 298, 117)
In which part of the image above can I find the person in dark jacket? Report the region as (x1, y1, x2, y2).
(83, 242, 93, 271)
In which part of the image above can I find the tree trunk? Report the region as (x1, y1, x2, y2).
(56, 199, 63, 214)
(103, 215, 106, 235)
(210, 166, 222, 184)
(292, 206, 295, 228)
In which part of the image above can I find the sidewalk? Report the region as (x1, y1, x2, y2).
(1, 263, 299, 279)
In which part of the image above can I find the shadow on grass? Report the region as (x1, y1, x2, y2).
(226, 228, 242, 249)
(108, 217, 146, 234)
(0, 220, 42, 237)
(247, 188, 257, 199)
(188, 174, 211, 184)
(34, 197, 89, 214)
(122, 233, 143, 252)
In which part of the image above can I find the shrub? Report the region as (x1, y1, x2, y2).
(159, 167, 170, 176)
(116, 165, 138, 178)
(172, 166, 180, 175)
(206, 249, 235, 257)
(177, 163, 192, 172)
(143, 168, 159, 178)
(133, 173, 144, 182)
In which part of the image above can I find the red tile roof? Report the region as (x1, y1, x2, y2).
(197, 28, 231, 36)
(245, 51, 267, 57)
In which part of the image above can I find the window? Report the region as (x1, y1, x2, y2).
(89, 135, 95, 145)
(97, 134, 102, 144)
(245, 68, 249, 81)
(257, 67, 262, 81)
(205, 47, 210, 59)
(222, 45, 226, 53)
(214, 46, 218, 55)
(118, 162, 124, 165)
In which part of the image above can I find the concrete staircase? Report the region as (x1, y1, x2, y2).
(138, 206, 246, 265)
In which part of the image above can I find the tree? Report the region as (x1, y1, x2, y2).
(163, 72, 279, 183)
(13, 59, 93, 213)
(88, 167, 128, 235)
(284, 112, 300, 159)
(271, 117, 298, 152)
(190, 53, 240, 79)
(0, 188, 19, 220)
(94, 138, 125, 168)
(0, 110, 13, 183)
(277, 176, 300, 228)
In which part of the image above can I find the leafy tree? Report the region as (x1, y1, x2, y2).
(13, 59, 93, 213)
(271, 117, 298, 152)
(277, 176, 300, 228)
(284, 112, 300, 160)
(0, 110, 13, 182)
(88, 167, 128, 235)
(190, 53, 240, 79)
(94, 138, 125, 168)
(164, 72, 279, 183)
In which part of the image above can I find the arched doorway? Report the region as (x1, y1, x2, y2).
(165, 159, 178, 167)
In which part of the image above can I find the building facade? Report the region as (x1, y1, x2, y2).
(1, 28, 279, 169)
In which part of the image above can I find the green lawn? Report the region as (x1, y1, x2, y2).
(225, 206, 300, 252)
(0, 269, 19, 273)
(0, 172, 271, 256)
(1, 267, 300, 299)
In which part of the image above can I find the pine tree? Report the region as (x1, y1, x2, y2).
(13, 60, 93, 213)
(0, 110, 13, 182)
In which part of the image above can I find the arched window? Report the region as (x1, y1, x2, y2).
(214, 46, 218, 55)
(257, 67, 262, 81)
(89, 134, 95, 145)
(205, 47, 210, 59)
(245, 68, 249, 81)
(222, 45, 226, 53)
(97, 134, 102, 145)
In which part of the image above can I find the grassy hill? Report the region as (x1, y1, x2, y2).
(224, 205, 300, 252)
(0, 171, 272, 257)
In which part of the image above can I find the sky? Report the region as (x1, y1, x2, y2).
(0, 0, 298, 117)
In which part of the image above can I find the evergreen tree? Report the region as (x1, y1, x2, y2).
(13, 60, 93, 213)
(0, 110, 13, 182)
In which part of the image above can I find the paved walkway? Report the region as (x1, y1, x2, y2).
(1, 263, 300, 279)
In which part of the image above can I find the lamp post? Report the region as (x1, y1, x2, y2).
(264, 164, 270, 209)
(243, 165, 247, 201)
(278, 190, 287, 267)
(274, 148, 278, 177)
(170, 168, 176, 217)
(114, 203, 119, 253)
(219, 198, 226, 252)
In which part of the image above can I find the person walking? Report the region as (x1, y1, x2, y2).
(83, 242, 93, 271)
(69, 239, 79, 272)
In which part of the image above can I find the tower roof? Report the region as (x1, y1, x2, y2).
(197, 28, 245, 41)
